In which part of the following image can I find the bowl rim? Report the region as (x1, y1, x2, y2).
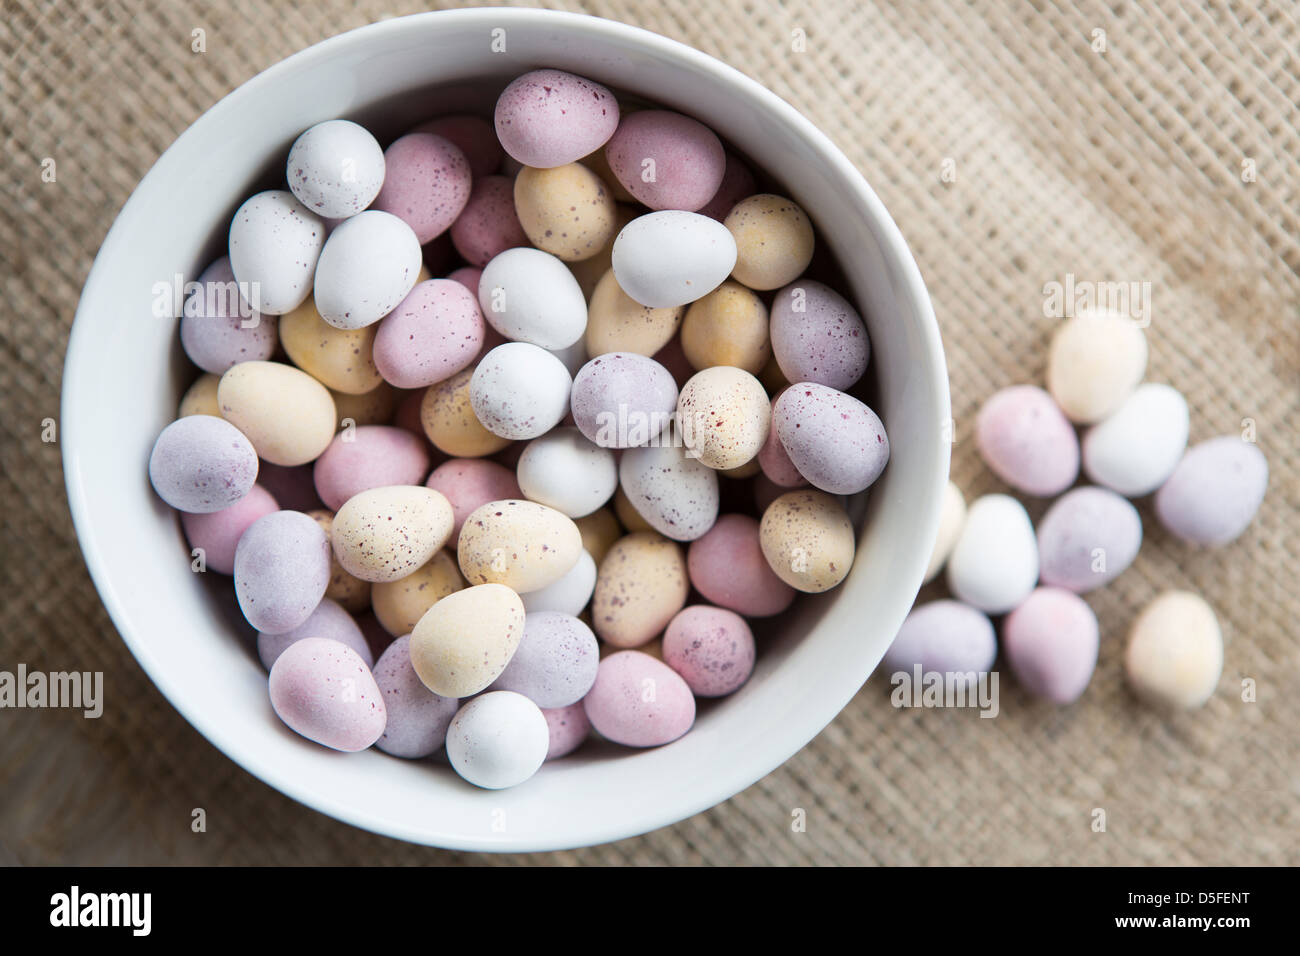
(62, 6, 950, 852)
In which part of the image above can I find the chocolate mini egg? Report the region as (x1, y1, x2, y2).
(1002, 587, 1099, 704)
(515, 162, 617, 261)
(371, 132, 472, 243)
(1125, 590, 1223, 709)
(307, 509, 372, 613)
(677, 366, 770, 471)
(286, 119, 385, 219)
(494, 69, 620, 168)
(446, 691, 550, 789)
(469, 342, 572, 440)
(881, 600, 997, 683)
(759, 490, 855, 593)
(568, 204, 638, 299)
(1081, 383, 1189, 497)
(975, 385, 1079, 497)
(611, 211, 738, 308)
(543, 701, 591, 760)
(331, 485, 454, 583)
(373, 634, 459, 759)
(425, 458, 523, 542)
(945, 494, 1038, 614)
(228, 190, 325, 315)
(1155, 436, 1268, 546)
(1046, 309, 1147, 424)
(409, 584, 526, 698)
(573, 508, 621, 566)
(234, 510, 332, 634)
(618, 443, 720, 541)
(373, 279, 485, 389)
(697, 151, 756, 221)
(313, 425, 431, 512)
(592, 531, 689, 648)
(257, 597, 373, 671)
(457, 499, 583, 593)
(687, 513, 795, 617)
(724, 194, 814, 291)
(681, 281, 770, 374)
(449, 175, 529, 267)
(520, 549, 597, 616)
(517, 427, 617, 517)
(279, 296, 382, 394)
(370, 550, 465, 636)
(769, 279, 869, 390)
(218, 361, 337, 466)
(614, 485, 655, 534)
(179, 372, 221, 418)
(662, 605, 755, 697)
(773, 383, 889, 495)
(478, 247, 588, 350)
(922, 481, 967, 584)
(490, 611, 600, 708)
(585, 269, 685, 356)
(313, 210, 423, 330)
(419, 368, 511, 458)
(148, 414, 258, 513)
(583, 651, 695, 747)
(269, 637, 386, 752)
(181, 483, 278, 574)
(179, 257, 276, 374)
(1037, 486, 1141, 593)
(332, 381, 399, 428)
(604, 110, 726, 212)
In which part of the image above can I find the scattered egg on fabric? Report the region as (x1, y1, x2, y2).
(1046, 309, 1148, 424)
(945, 494, 1038, 614)
(922, 481, 967, 584)
(1002, 587, 1099, 704)
(975, 384, 1079, 497)
(1125, 590, 1223, 709)
(880, 599, 997, 685)
(1036, 486, 1142, 593)
(1154, 436, 1268, 546)
(1081, 383, 1189, 497)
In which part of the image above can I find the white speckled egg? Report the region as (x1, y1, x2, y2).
(611, 211, 738, 308)
(228, 190, 325, 315)
(676, 366, 770, 471)
(516, 427, 617, 518)
(618, 442, 720, 542)
(313, 210, 423, 330)
(331, 485, 455, 583)
(457, 499, 583, 593)
(1046, 309, 1148, 424)
(445, 691, 549, 790)
(469, 342, 572, 440)
(521, 548, 598, 616)
(478, 247, 587, 349)
(945, 494, 1038, 614)
(1081, 383, 1189, 497)
(287, 120, 386, 219)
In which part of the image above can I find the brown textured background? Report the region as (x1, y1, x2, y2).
(2, 0, 1297, 865)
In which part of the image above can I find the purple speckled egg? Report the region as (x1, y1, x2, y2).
(542, 701, 591, 760)
(769, 280, 869, 391)
(233, 510, 332, 634)
(662, 604, 755, 697)
(489, 611, 599, 708)
(371, 133, 471, 244)
(179, 257, 276, 374)
(687, 514, 795, 617)
(412, 114, 502, 178)
(374, 279, 485, 389)
(257, 597, 372, 670)
(570, 352, 679, 448)
(975, 385, 1079, 497)
(1037, 486, 1142, 593)
(255, 461, 324, 513)
(583, 650, 695, 747)
(757, 389, 807, 488)
(449, 175, 529, 267)
(372, 634, 459, 758)
(447, 266, 482, 293)
(1002, 587, 1099, 704)
(605, 110, 725, 212)
(425, 458, 523, 542)
(494, 69, 619, 168)
(149, 414, 259, 514)
(180, 483, 278, 575)
(773, 383, 889, 495)
(312, 426, 432, 512)
(1155, 436, 1268, 546)
(696, 152, 756, 221)
(881, 600, 997, 683)
(268, 637, 386, 752)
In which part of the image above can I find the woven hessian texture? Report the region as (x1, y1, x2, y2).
(1, 0, 1297, 865)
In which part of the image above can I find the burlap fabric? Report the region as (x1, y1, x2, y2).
(2, 0, 1296, 865)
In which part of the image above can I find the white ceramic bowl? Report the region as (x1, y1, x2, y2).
(62, 8, 949, 851)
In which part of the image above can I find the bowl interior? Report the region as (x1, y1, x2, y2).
(63, 9, 949, 851)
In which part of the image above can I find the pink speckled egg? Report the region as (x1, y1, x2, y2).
(148, 414, 259, 514)
(425, 458, 523, 542)
(312, 425, 432, 512)
(542, 701, 591, 760)
(605, 110, 725, 211)
(769, 280, 870, 391)
(490, 611, 599, 708)
(179, 257, 276, 374)
(494, 69, 619, 168)
(180, 483, 278, 575)
(773, 383, 889, 495)
(583, 650, 696, 747)
(372, 133, 471, 243)
(372, 634, 459, 758)
(1037, 486, 1142, 593)
(1002, 587, 1099, 704)
(449, 175, 529, 268)
(687, 513, 795, 617)
(1154, 436, 1268, 546)
(233, 510, 332, 634)
(412, 114, 502, 178)
(662, 605, 755, 697)
(447, 266, 482, 293)
(374, 279, 485, 388)
(757, 389, 807, 488)
(257, 597, 373, 670)
(268, 637, 386, 752)
(975, 385, 1079, 497)
(697, 151, 756, 221)
(881, 600, 997, 682)
(569, 352, 679, 448)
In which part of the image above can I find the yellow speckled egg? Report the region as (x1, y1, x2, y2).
(677, 366, 771, 470)
(515, 163, 617, 262)
(1125, 590, 1223, 709)
(724, 194, 815, 291)
(371, 549, 464, 635)
(331, 380, 399, 428)
(307, 509, 372, 612)
(458, 499, 582, 593)
(758, 350, 791, 393)
(218, 360, 336, 466)
(332, 485, 454, 583)
(409, 583, 525, 698)
(722, 458, 761, 480)
(574, 507, 622, 566)
(759, 489, 855, 592)
(569, 204, 638, 300)
(681, 281, 770, 373)
(179, 373, 221, 417)
(592, 531, 688, 648)
(613, 486, 654, 533)
(585, 268, 685, 356)
(419, 367, 510, 458)
(279, 296, 382, 395)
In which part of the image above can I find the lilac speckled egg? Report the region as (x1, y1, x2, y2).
(570, 352, 679, 448)
(687, 513, 795, 617)
(449, 175, 529, 268)
(881, 600, 997, 683)
(180, 483, 278, 575)
(425, 458, 523, 543)
(975, 385, 1079, 497)
(605, 111, 725, 212)
(447, 266, 482, 293)
(268, 637, 386, 752)
(148, 414, 259, 513)
(1155, 436, 1268, 546)
(662, 605, 755, 697)
(542, 701, 591, 760)
(470, 342, 572, 440)
(494, 69, 620, 168)
(696, 151, 756, 221)
(374, 279, 485, 389)
(490, 611, 599, 708)
(257, 597, 372, 670)
(1037, 486, 1142, 592)
(757, 389, 807, 488)
(583, 650, 696, 747)
(372, 634, 459, 758)
(372, 132, 472, 243)
(773, 383, 889, 495)
(769, 280, 870, 391)
(312, 425, 432, 512)
(412, 114, 502, 178)
(179, 257, 276, 374)
(233, 510, 332, 634)
(1002, 587, 1099, 704)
